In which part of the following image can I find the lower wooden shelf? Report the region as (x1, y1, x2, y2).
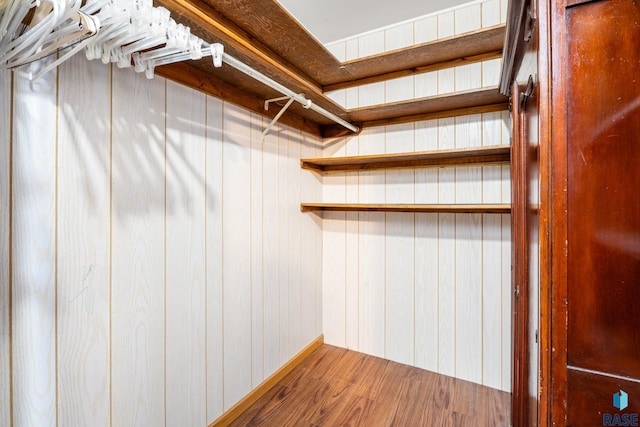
(300, 203, 511, 214)
(301, 145, 511, 173)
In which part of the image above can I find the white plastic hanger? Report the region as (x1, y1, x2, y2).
(0, 0, 359, 135)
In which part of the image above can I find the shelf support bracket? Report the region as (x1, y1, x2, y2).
(262, 95, 297, 141)
(264, 96, 292, 111)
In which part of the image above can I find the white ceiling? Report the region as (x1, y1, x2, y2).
(277, 0, 472, 44)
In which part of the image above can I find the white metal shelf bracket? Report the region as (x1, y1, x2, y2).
(209, 43, 358, 136)
(262, 95, 296, 141)
(264, 95, 291, 110)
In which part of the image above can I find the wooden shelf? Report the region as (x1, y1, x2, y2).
(158, 0, 508, 137)
(318, 87, 510, 135)
(348, 87, 508, 128)
(301, 144, 511, 173)
(323, 24, 506, 91)
(300, 203, 511, 214)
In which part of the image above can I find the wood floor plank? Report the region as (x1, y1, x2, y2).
(224, 345, 510, 426)
(304, 379, 358, 425)
(229, 362, 319, 426)
(390, 376, 436, 426)
(298, 345, 349, 381)
(337, 352, 390, 401)
(311, 393, 376, 426)
(229, 378, 315, 426)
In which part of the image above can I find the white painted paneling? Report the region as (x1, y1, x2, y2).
(385, 22, 414, 51)
(332, 1, 503, 108)
(300, 133, 323, 347)
(250, 113, 265, 387)
(437, 120, 457, 201)
(57, 55, 111, 427)
(415, 120, 440, 372)
(438, 11, 455, 38)
(0, 68, 11, 427)
(262, 128, 280, 378)
(455, 63, 483, 92)
(322, 0, 506, 104)
(481, 114, 506, 204)
(317, 2, 513, 390)
(12, 61, 58, 427)
(454, 210, 483, 384)
(111, 69, 166, 427)
(357, 129, 386, 358)
(322, 135, 346, 348)
(345, 136, 360, 350)
(222, 103, 253, 409)
(455, 4, 482, 34)
(482, 0, 502, 27)
(287, 127, 302, 360)
(205, 96, 224, 423)
(346, 87, 359, 110)
(529, 218, 540, 398)
(414, 15, 438, 44)
(358, 82, 385, 107)
(414, 212, 439, 372)
(385, 123, 415, 365)
(438, 68, 455, 95)
(501, 214, 512, 391)
(453, 117, 482, 196)
(438, 213, 456, 377)
(385, 122, 414, 162)
(313, 136, 324, 338)
(165, 81, 207, 427)
(326, 87, 346, 110)
(482, 111, 506, 389)
(500, 0, 509, 23)
(357, 217, 386, 348)
(415, 120, 440, 206)
(385, 210, 415, 365)
(346, 38, 359, 61)
(438, 214, 456, 376)
(437, 117, 456, 378)
(357, 130, 385, 206)
(358, 31, 385, 58)
(483, 214, 503, 389)
(415, 71, 439, 99)
(501, 110, 512, 204)
(482, 59, 502, 87)
(8, 55, 325, 427)
(386, 76, 415, 104)
(323, 210, 346, 347)
(277, 127, 290, 364)
(326, 41, 346, 62)
(454, 113, 483, 384)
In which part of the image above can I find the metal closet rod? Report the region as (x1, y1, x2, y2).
(205, 43, 359, 134)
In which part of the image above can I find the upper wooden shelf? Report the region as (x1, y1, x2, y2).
(323, 24, 506, 91)
(301, 144, 511, 173)
(157, 0, 508, 138)
(301, 203, 511, 214)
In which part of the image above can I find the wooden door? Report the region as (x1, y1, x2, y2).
(564, 1, 640, 425)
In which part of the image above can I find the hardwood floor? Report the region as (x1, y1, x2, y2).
(228, 345, 511, 426)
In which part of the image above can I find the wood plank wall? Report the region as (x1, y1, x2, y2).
(320, 0, 512, 392)
(0, 55, 323, 426)
(1, 68, 11, 427)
